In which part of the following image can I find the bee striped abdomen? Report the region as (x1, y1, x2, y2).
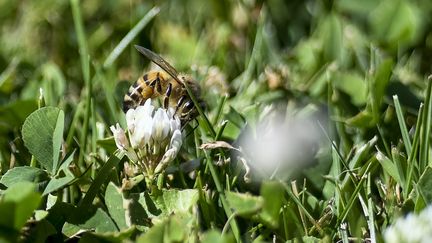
(123, 71, 167, 112)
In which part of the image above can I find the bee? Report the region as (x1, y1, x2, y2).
(123, 45, 204, 125)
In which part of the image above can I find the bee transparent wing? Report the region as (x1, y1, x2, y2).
(134, 45, 184, 85)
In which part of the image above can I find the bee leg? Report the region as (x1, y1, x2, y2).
(163, 83, 172, 109)
(174, 95, 186, 116)
(156, 73, 163, 93)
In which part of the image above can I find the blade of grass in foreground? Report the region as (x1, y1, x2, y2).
(366, 173, 377, 243)
(71, 0, 92, 169)
(420, 77, 432, 169)
(79, 151, 124, 208)
(103, 6, 160, 68)
(393, 95, 412, 155)
(203, 151, 241, 242)
(405, 103, 423, 197)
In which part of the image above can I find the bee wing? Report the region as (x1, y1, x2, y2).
(134, 45, 184, 85)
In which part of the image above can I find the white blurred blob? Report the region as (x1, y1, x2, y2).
(239, 110, 324, 180)
(385, 205, 432, 243)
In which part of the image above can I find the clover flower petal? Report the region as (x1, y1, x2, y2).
(110, 123, 129, 150)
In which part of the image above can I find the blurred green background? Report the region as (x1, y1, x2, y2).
(1, 0, 432, 241)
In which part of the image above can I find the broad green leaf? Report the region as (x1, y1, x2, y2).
(0, 166, 49, 192)
(201, 229, 234, 243)
(34, 210, 49, 221)
(136, 221, 164, 243)
(165, 213, 189, 242)
(417, 167, 432, 204)
(295, 39, 320, 72)
(23, 219, 56, 243)
(62, 207, 118, 237)
(346, 110, 375, 127)
(45, 202, 75, 233)
(130, 189, 199, 224)
(42, 174, 74, 196)
(333, 72, 367, 106)
(42, 150, 76, 196)
(22, 107, 64, 174)
(225, 191, 263, 216)
(372, 58, 393, 112)
(369, 0, 422, 49)
(151, 189, 199, 216)
(260, 181, 285, 228)
(76, 227, 136, 243)
(136, 213, 193, 243)
(0, 182, 41, 231)
(376, 152, 402, 186)
(105, 182, 128, 230)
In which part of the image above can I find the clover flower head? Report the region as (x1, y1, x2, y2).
(110, 99, 183, 178)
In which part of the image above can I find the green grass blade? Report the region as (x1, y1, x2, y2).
(79, 151, 124, 208)
(203, 151, 240, 242)
(366, 173, 377, 243)
(103, 7, 160, 68)
(70, 0, 90, 84)
(420, 78, 432, 169)
(405, 103, 423, 197)
(212, 95, 228, 126)
(65, 101, 84, 148)
(282, 182, 321, 234)
(393, 95, 412, 155)
(71, 0, 92, 169)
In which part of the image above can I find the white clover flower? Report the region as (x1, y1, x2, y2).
(110, 99, 183, 179)
(239, 111, 324, 180)
(385, 205, 432, 243)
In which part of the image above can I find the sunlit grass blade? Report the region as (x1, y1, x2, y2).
(393, 95, 412, 155)
(103, 6, 160, 68)
(215, 120, 228, 141)
(212, 95, 228, 126)
(366, 173, 377, 243)
(335, 160, 373, 234)
(405, 103, 423, 197)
